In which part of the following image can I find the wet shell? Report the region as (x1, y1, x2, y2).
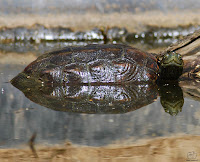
(16, 44, 159, 85)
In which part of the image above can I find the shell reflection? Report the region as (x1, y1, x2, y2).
(11, 82, 158, 114)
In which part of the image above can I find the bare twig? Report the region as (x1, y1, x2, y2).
(28, 132, 38, 158)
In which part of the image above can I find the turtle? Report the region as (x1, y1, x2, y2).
(10, 43, 184, 115)
(10, 29, 200, 115)
(10, 44, 184, 86)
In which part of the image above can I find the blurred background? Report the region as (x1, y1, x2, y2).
(0, 0, 200, 54)
(1, 0, 200, 54)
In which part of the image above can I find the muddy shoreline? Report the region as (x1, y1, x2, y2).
(1, 11, 200, 32)
(0, 135, 199, 162)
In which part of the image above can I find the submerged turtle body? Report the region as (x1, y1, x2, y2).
(17, 44, 160, 85)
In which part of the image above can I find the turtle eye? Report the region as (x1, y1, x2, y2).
(177, 53, 182, 60)
(165, 53, 169, 59)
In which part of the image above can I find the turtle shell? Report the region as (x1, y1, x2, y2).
(12, 44, 159, 85)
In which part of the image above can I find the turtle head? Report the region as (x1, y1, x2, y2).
(158, 52, 183, 80)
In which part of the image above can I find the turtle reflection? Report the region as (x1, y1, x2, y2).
(159, 82, 184, 116)
(11, 77, 184, 115)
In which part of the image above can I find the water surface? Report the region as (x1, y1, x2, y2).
(0, 43, 200, 148)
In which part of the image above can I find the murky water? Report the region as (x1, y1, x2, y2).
(0, 40, 200, 149)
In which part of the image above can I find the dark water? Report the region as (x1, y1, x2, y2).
(0, 43, 200, 149)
